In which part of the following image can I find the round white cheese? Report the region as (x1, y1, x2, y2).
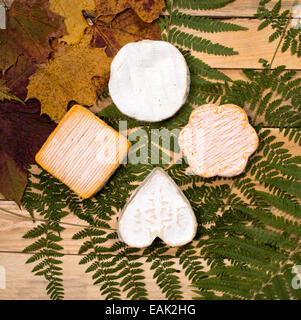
(108, 40, 190, 122)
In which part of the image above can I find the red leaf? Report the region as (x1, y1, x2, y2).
(0, 99, 56, 205)
(1, 55, 38, 100)
(0, 0, 66, 72)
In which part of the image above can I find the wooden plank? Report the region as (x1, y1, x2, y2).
(169, 0, 296, 18)
(0, 208, 85, 254)
(177, 19, 301, 69)
(0, 252, 194, 299)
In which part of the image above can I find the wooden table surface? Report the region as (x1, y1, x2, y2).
(0, 0, 300, 299)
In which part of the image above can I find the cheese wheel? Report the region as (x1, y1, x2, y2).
(109, 40, 190, 122)
(118, 167, 197, 248)
(35, 105, 131, 199)
(178, 104, 259, 177)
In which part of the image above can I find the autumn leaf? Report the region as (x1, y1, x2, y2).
(49, 0, 96, 45)
(89, 8, 162, 57)
(1, 55, 38, 100)
(0, 99, 56, 205)
(96, 0, 165, 23)
(0, 154, 27, 206)
(26, 33, 112, 122)
(0, 0, 66, 72)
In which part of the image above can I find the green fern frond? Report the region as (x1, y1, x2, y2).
(181, 50, 231, 81)
(21, 169, 69, 300)
(114, 248, 148, 300)
(260, 177, 301, 199)
(236, 205, 301, 238)
(171, 10, 248, 33)
(173, 0, 234, 10)
(255, 0, 301, 57)
(280, 127, 301, 147)
(159, 0, 246, 90)
(187, 62, 301, 128)
(255, 191, 301, 219)
(194, 214, 301, 300)
(176, 244, 204, 282)
(168, 28, 239, 55)
(145, 242, 183, 300)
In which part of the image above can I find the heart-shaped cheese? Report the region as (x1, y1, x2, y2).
(118, 167, 197, 248)
(178, 104, 259, 177)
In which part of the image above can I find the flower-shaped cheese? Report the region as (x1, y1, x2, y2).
(178, 104, 259, 177)
(35, 105, 131, 199)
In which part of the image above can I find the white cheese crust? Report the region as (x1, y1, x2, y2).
(109, 40, 190, 122)
(118, 167, 197, 248)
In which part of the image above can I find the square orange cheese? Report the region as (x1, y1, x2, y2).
(35, 105, 131, 199)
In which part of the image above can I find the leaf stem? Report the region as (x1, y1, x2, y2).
(269, 17, 291, 69)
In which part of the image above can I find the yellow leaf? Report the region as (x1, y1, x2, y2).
(49, 0, 96, 44)
(26, 34, 112, 122)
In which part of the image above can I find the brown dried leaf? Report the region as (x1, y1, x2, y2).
(96, 0, 165, 23)
(0, 153, 27, 206)
(90, 9, 162, 57)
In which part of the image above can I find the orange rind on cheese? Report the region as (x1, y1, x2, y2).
(178, 104, 259, 178)
(35, 105, 131, 199)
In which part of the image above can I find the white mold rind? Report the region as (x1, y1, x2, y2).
(117, 168, 197, 248)
(109, 40, 190, 122)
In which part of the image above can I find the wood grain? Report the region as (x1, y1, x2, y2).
(0, 252, 194, 299)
